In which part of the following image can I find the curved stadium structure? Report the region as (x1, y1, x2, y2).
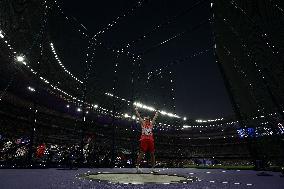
(0, 0, 284, 188)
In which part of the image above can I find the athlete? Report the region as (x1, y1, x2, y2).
(134, 107, 159, 173)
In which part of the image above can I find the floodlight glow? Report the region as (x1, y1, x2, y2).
(77, 108, 82, 112)
(160, 111, 167, 115)
(196, 118, 224, 123)
(134, 101, 180, 118)
(0, 30, 4, 38)
(27, 86, 35, 92)
(16, 55, 25, 62)
(124, 113, 130, 118)
(167, 113, 174, 117)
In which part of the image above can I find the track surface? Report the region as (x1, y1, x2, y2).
(0, 168, 283, 189)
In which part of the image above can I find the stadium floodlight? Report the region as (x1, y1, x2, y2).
(27, 86, 35, 92)
(16, 55, 25, 62)
(16, 55, 27, 65)
(124, 113, 130, 118)
(160, 111, 167, 115)
(134, 102, 181, 118)
(167, 113, 175, 117)
(196, 119, 206, 123)
(0, 30, 4, 38)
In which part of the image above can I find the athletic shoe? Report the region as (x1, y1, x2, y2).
(151, 168, 158, 174)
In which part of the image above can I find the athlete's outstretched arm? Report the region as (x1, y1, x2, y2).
(134, 107, 144, 123)
(152, 111, 159, 125)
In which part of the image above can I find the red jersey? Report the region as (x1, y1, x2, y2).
(140, 121, 154, 141)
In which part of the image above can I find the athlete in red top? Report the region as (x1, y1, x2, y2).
(134, 107, 159, 173)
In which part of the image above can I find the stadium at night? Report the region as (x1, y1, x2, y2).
(0, 0, 284, 188)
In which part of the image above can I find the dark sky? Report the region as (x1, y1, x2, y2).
(55, 0, 233, 119)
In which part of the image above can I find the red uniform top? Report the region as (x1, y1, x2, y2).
(140, 121, 154, 141)
(36, 143, 46, 158)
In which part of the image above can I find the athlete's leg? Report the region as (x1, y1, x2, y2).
(136, 151, 145, 167)
(150, 152, 155, 168)
(136, 151, 145, 173)
(137, 139, 147, 167)
(149, 140, 156, 168)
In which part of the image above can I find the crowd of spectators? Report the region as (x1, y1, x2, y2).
(0, 96, 283, 169)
